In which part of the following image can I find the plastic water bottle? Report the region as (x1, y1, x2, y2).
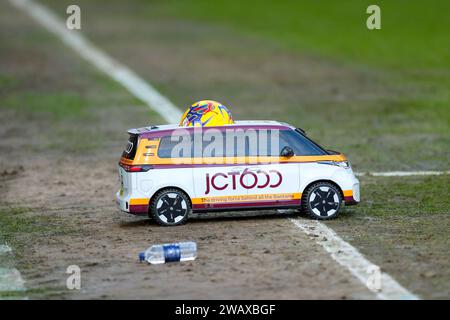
(139, 242, 197, 264)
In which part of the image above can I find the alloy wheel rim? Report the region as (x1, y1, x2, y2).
(309, 186, 339, 217)
(156, 193, 187, 223)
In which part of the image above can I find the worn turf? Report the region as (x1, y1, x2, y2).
(0, 0, 162, 298)
(1, 0, 449, 299)
(0, 2, 162, 156)
(41, 0, 450, 171)
(333, 174, 450, 299)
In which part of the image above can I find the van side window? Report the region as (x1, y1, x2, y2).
(158, 134, 193, 158)
(157, 128, 327, 158)
(278, 130, 327, 156)
(254, 129, 326, 156)
(239, 129, 280, 157)
(203, 129, 256, 158)
(202, 131, 225, 157)
(224, 129, 247, 157)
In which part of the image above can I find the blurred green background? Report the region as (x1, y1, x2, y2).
(1, 0, 449, 299)
(152, 0, 450, 70)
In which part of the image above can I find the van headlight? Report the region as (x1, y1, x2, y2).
(335, 161, 350, 169)
(318, 160, 351, 169)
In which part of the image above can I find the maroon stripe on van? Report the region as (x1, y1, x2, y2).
(140, 125, 290, 139)
(344, 196, 358, 205)
(193, 199, 300, 210)
(129, 204, 149, 214)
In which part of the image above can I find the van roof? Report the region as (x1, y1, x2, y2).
(128, 120, 295, 135)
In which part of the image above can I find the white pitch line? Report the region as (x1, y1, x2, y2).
(8, 0, 183, 124)
(10, 0, 429, 301)
(289, 218, 419, 300)
(0, 245, 12, 254)
(356, 170, 449, 177)
(0, 245, 26, 294)
(0, 269, 26, 292)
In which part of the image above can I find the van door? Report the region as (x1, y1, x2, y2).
(192, 128, 249, 210)
(246, 129, 301, 207)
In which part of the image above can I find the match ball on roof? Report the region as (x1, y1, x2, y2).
(179, 100, 234, 127)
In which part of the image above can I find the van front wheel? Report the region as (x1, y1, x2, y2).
(302, 182, 342, 220)
(149, 188, 191, 226)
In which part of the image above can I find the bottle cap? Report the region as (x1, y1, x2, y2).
(139, 252, 145, 262)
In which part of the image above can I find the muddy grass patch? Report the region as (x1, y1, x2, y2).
(0, 206, 81, 299)
(330, 175, 450, 299)
(0, 207, 77, 259)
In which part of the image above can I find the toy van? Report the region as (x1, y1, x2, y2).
(116, 121, 360, 226)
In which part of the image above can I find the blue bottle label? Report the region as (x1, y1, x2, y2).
(163, 244, 181, 262)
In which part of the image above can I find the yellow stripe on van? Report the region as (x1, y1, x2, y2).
(129, 198, 150, 205)
(138, 155, 347, 166)
(343, 190, 353, 197)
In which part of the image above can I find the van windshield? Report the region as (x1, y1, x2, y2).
(121, 134, 138, 160)
(291, 129, 329, 155)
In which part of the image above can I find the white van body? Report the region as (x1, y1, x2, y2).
(117, 121, 360, 225)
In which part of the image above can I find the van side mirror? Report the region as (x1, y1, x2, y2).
(280, 146, 294, 157)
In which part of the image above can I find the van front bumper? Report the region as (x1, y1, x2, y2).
(344, 181, 360, 205)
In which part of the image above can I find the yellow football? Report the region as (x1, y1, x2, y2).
(179, 100, 234, 127)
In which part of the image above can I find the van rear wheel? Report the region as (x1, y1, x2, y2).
(149, 188, 191, 226)
(302, 182, 342, 220)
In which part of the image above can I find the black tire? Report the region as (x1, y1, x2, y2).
(301, 182, 342, 220)
(149, 188, 191, 226)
